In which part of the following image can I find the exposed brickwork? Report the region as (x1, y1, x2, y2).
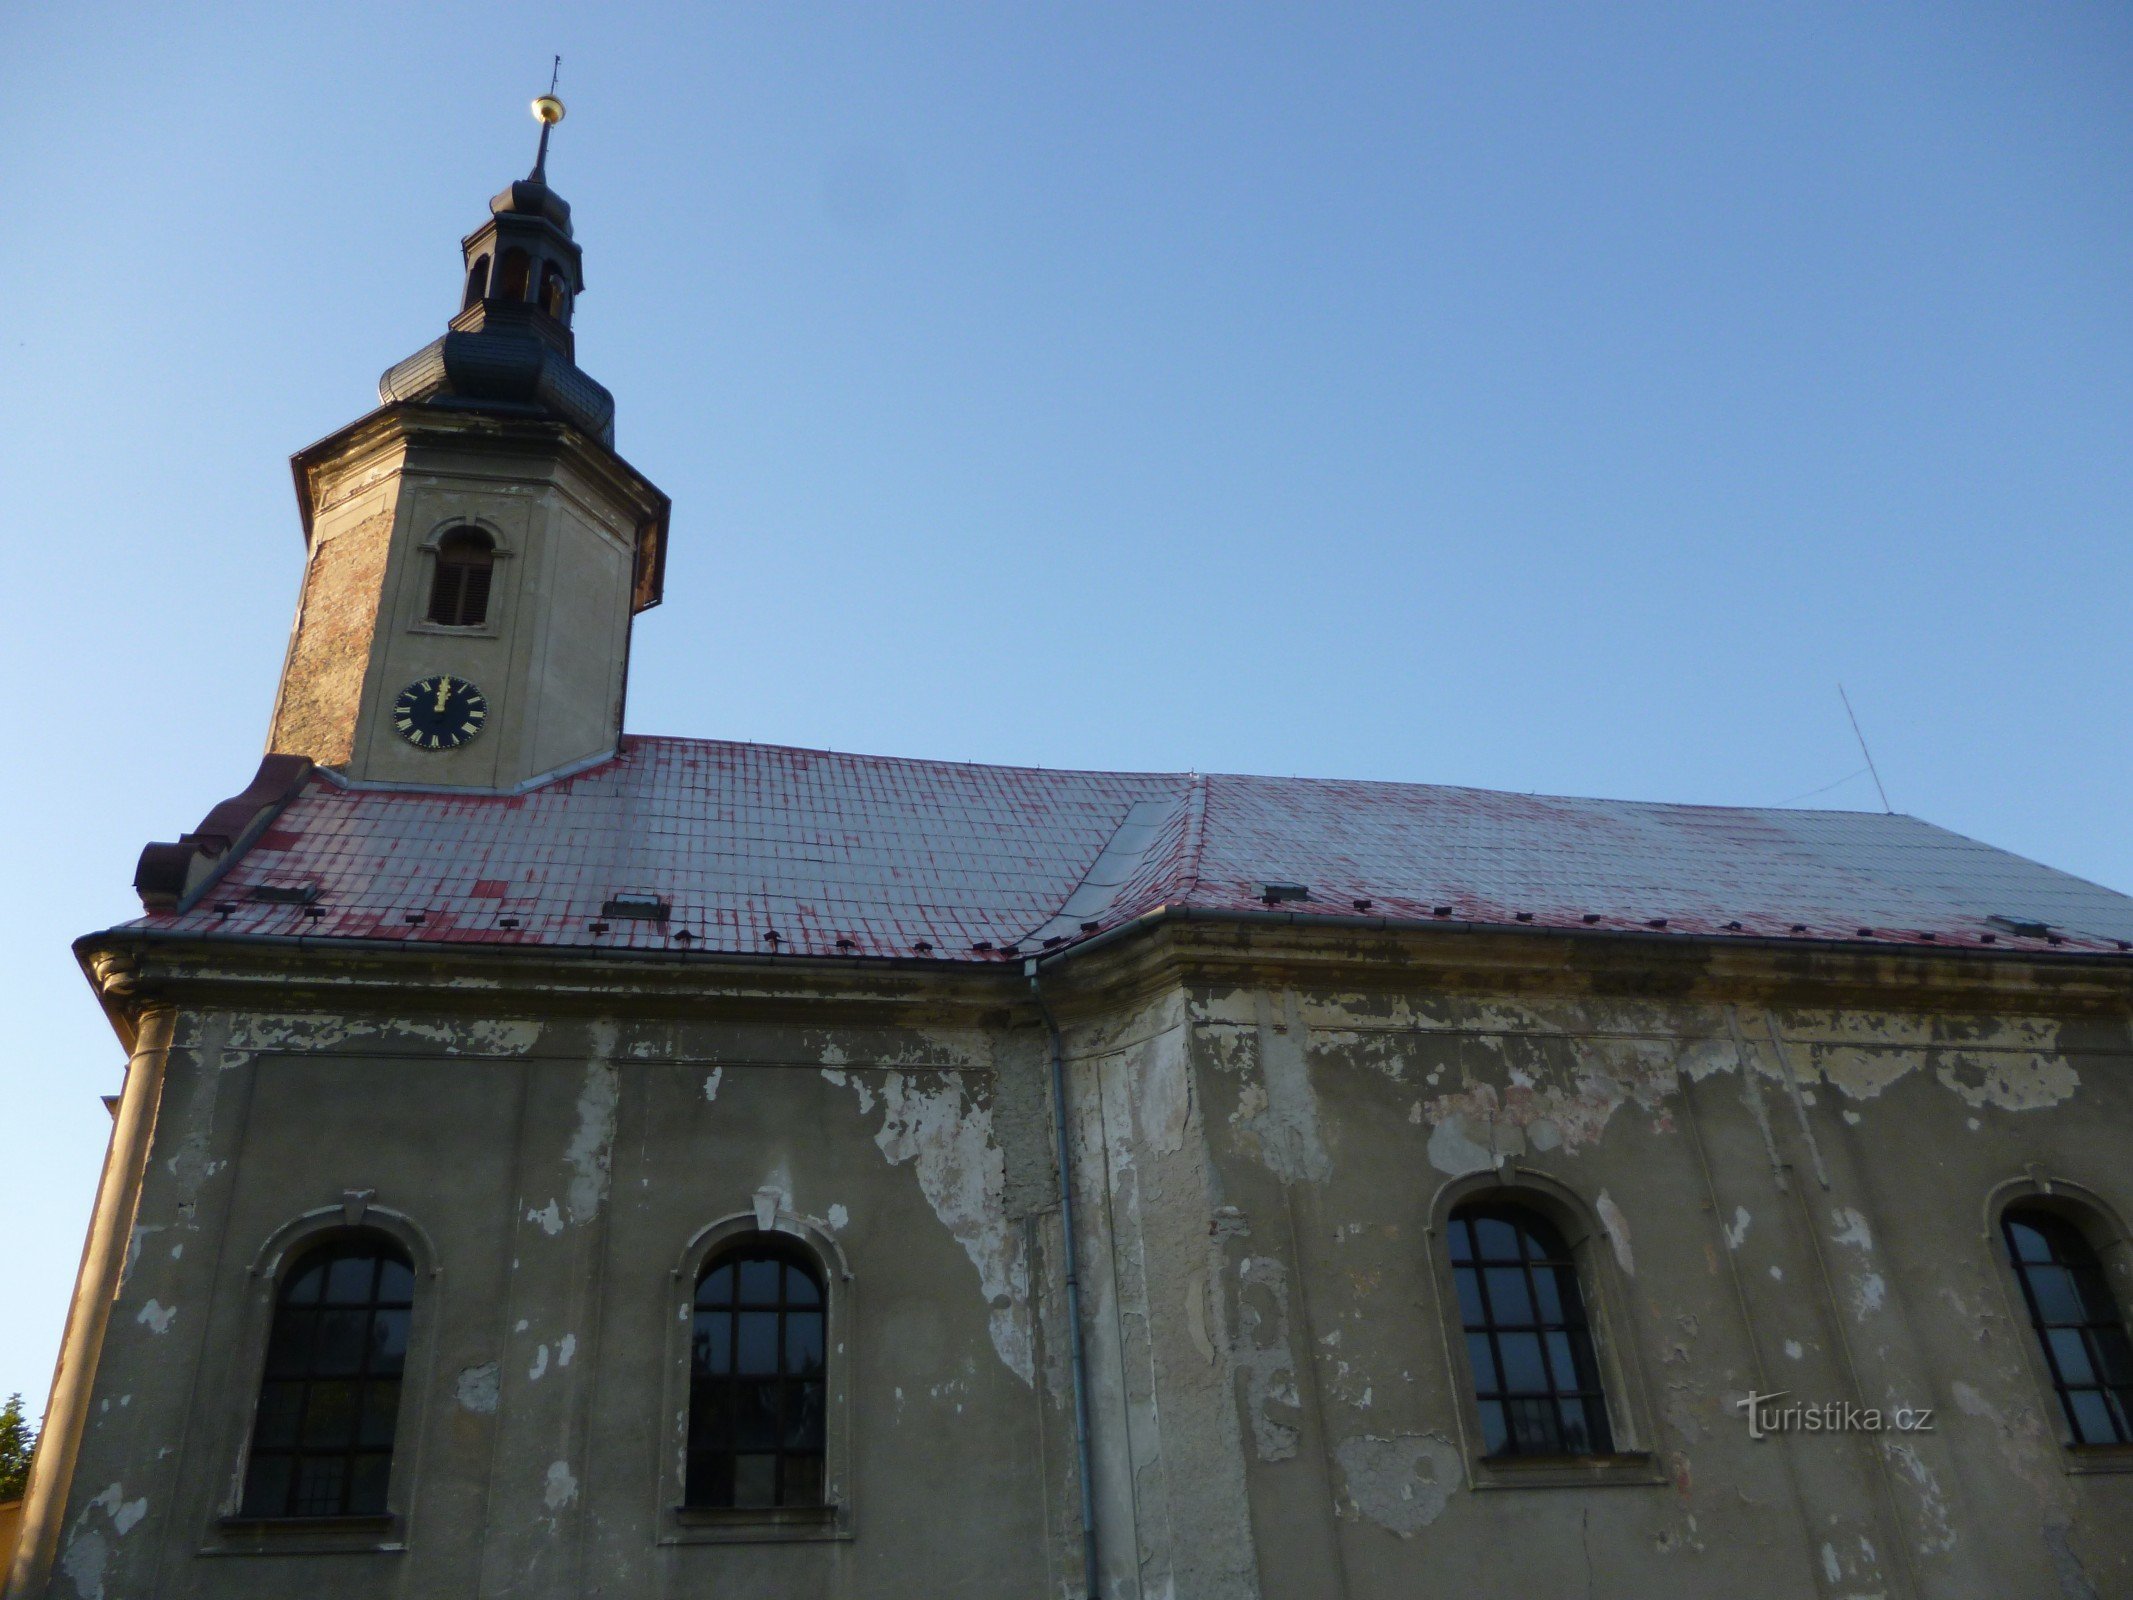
(266, 509, 395, 767)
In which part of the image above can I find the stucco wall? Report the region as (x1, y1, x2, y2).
(1058, 977, 2133, 1600)
(23, 935, 2133, 1599)
(37, 1006, 1074, 1599)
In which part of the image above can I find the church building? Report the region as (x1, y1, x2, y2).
(10, 100, 2133, 1600)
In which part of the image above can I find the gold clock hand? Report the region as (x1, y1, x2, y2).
(434, 675, 451, 713)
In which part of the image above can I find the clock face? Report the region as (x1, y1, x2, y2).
(393, 675, 489, 750)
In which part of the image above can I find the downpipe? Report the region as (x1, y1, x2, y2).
(1028, 961, 1102, 1598)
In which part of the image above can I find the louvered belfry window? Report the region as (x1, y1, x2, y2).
(241, 1234, 414, 1518)
(1450, 1203, 1615, 1457)
(427, 528, 494, 627)
(686, 1240, 828, 1508)
(2004, 1208, 2133, 1445)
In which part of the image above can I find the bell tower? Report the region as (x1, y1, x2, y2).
(266, 91, 669, 791)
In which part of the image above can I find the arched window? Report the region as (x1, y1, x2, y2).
(427, 527, 494, 627)
(539, 261, 570, 322)
(497, 248, 531, 301)
(240, 1234, 413, 1518)
(462, 254, 490, 310)
(2004, 1208, 2133, 1445)
(1449, 1202, 1613, 1457)
(687, 1238, 827, 1508)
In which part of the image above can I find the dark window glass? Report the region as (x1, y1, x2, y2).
(427, 528, 495, 627)
(463, 254, 490, 310)
(687, 1241, 827, 1508)
(2004, 1209, 2133, 1445)
(1448, 1203, 1613, 1458)
(241, 1234, 413, 1518)
(497, 248, 531, 301)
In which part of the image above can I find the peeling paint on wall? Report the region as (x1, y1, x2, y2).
(1883, 1439, 1956, 1553)
(542, 1459, 578, 1511)
(1235, 991, 1331, 1184)
(854, 1069, 1033, 1384)
(224, 1013, 542, 1055)
(564, 1047, 619, 1225)
(134, 1300, 176, 1335)
(1597, 1192, 1635, 1277)
(1724, 1207, 1752, 1250)
(1334, 1434, 1461, 1536)
(1934, 1051, 2079, 1112)
(1232, 1254, 1302, 1461)
(455, 1362, 500, 1413)
(58, 1483, 147, 1600)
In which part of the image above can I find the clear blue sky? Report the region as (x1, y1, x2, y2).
(2, 3, 2128, 1407)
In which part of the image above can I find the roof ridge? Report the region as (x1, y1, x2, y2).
(1175, 772, 1210, 903)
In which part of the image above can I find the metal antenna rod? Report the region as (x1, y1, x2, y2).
(1838, 684, 1892, 813)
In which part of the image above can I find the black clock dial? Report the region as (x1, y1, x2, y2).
(392, 675, 489, 750)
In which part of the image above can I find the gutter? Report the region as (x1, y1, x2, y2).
(1029, 901, 2133, 974)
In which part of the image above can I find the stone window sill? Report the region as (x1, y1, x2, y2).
(407, 620, 502, 640)
(203, 1512, 403, 1555)
(2065, 1443, 2133, 1476)
(1470, 1450, 1665, 1491)
(661, 1502, 850, 1544)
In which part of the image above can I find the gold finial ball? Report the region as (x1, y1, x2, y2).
(532, 94, 566, 126)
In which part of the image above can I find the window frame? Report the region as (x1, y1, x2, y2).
(409, 518, 513, 640)
(1425, 1170, 1663, 1490)
(1986, 1176, 2133, 1475)
(659, 1209, 855, 1544)
(203, 1201, 441, 1556)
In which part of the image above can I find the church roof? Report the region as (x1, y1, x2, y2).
(123, 735, 2133, 962)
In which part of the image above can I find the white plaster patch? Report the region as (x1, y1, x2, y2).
(1238, 990, 1331, 1183)
(226, 1014, 542, 1055)
(859, 1070, 1032, 1383)
(1785, 1340, 1804, 1361)
(1426, 1113, 1494, 1178)
(1597, 1191, 1635, 1277)
(558, 1333, 577, 1367)
(1934, 1049, 2079, 1112)
(827, 1203, 850, 1231)
(1823, 1543, 1843, 1584)
(526, 1200, 563, 1236)
(564, 1050, 619, 1225)
(1831, 1207, 1874, 1252)
(59, 1528, 108, 1600)
(135, 1300, 176, 1335)
(1852, 1273, 1887, 1319)
(1724, 1206, 1752, 1250)
(455, 1362, 500, 1413)
(543, 1459, 579, 1510)
(1139, 1024, 1193, 1157)
(529, 1344, 550, 1381)
(1233, 1254, 1302, 1460)
(1334, 1434, 1462, 1537)
(702, 1067, 723, 1102)
(1884, 1439, 1955, 1552)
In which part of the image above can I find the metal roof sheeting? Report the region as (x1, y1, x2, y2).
(129, 735, 2133, 960)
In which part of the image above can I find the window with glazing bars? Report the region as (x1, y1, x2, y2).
(427, 529, 494, 627)
(687, 1242, 827, 1508)
(1449, 1203, 1614, 1457)
(2004, 1209, 2133, 1445)
(241, 1235, 413, 1518)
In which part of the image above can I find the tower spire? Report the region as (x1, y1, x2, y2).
(375, 86, 614, 445)
(530, 57, 563, 183)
